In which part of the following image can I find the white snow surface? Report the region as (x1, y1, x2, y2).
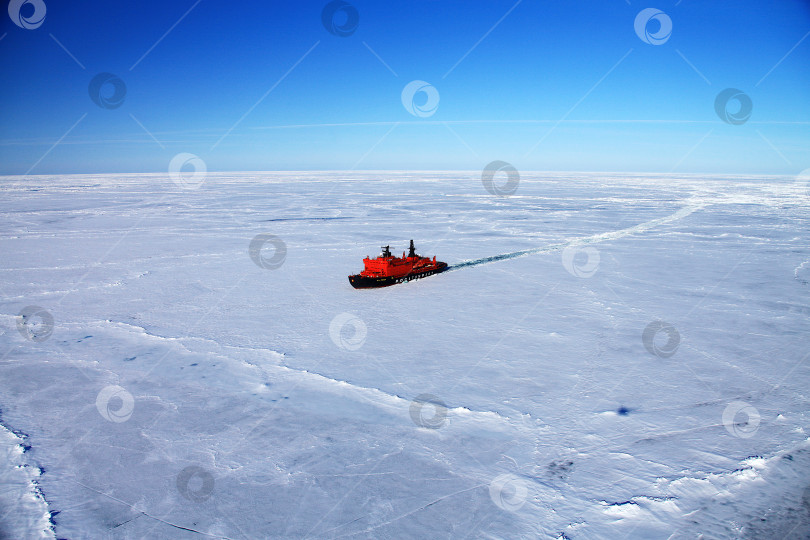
(1, 171, 809, 539)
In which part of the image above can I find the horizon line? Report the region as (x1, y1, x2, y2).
(0, 169, 799, 179)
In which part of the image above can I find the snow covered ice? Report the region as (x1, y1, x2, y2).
(1, 172, 809, 539)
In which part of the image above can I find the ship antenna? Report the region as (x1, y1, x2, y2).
(408, 239, 416, 258)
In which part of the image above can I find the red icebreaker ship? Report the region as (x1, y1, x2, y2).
(348, 240, 448, 289)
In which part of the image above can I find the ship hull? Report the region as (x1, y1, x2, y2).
(348, 262, 448, 289)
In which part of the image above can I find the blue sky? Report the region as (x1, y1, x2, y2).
(1, 0, 808, 174)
